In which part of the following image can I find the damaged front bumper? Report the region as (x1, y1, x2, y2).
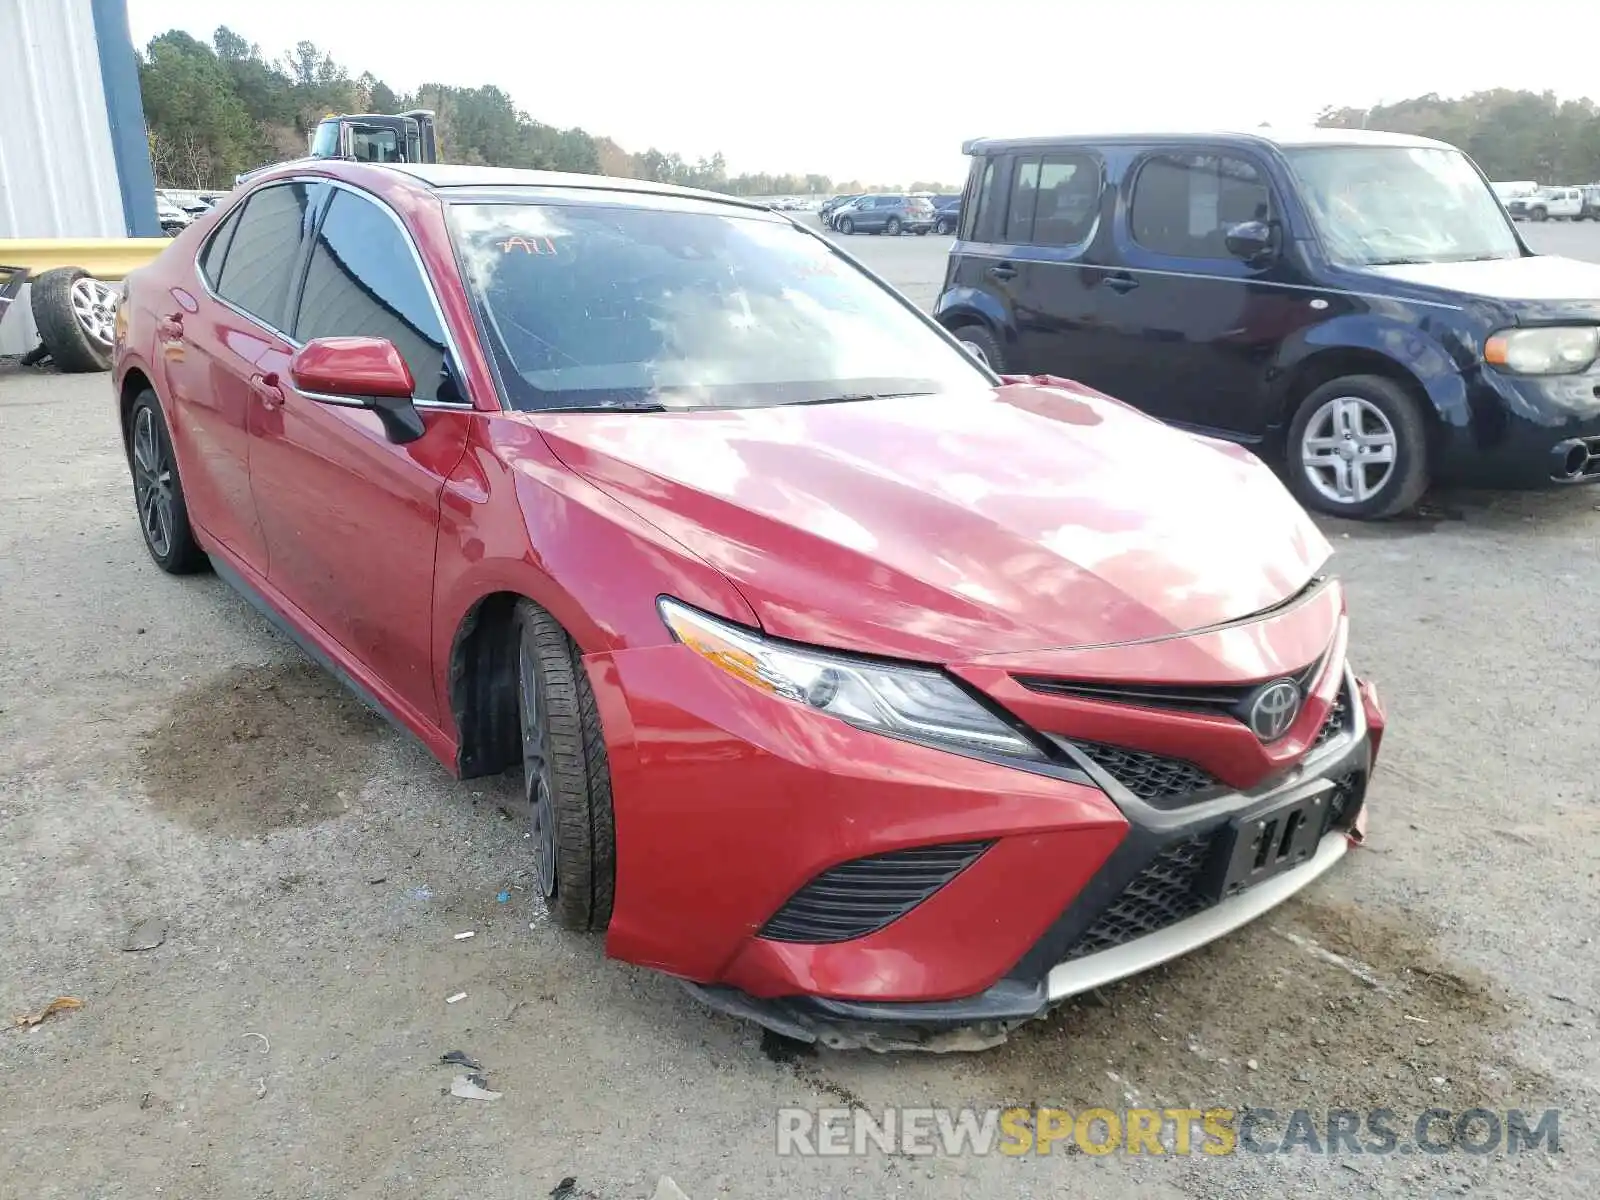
(684, 671, 1385, 1053)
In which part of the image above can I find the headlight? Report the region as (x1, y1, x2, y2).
(658, 598, 1044, 761)
(1484, 326, 1599, 374)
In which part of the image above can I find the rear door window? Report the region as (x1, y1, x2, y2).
(967, 157, 1004, 242)
(212, 181, 321, 329)
(1130, 151, 1272, 259)
(1004, 158, 1042, 242)
(1030, 154, 1102, 247)
(292, 188, 450, 401)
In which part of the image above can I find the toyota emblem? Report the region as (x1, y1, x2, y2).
(1246, 679, 1301, 741)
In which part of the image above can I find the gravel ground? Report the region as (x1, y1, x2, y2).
(1, 222, 1598, 1199)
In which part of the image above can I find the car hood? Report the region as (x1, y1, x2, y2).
(1361, 254, 1600, 321)
(528, 382, 1331, 663)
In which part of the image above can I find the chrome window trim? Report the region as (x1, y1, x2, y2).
(193, 174, 481, 410)
(949, 248, 1466, 311)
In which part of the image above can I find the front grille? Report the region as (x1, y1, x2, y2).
(1060, 834, 1218, 961)
(1312, 686, 1350, 749)
(758, 841, 993, 944)
(1071, 741, 1217, 801)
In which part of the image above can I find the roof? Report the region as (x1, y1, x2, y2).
(383, 162, 771, 211)
(961, 128, 1456, 155)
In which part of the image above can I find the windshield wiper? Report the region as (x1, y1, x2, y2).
(540, 402, 670, 414)
(787, 391, 937, 407)
(1363, 257, 1428, 266)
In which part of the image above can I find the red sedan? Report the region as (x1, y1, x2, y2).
(112, 162, 1383, 1050)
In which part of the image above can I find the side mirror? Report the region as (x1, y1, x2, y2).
(289, 336, 424, 444)
(1224, 220, 1276, 263)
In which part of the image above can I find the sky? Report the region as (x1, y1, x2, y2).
(127, 0, 1600, 186)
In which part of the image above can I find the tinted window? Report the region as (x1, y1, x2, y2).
(968, 158, 1001, 241)
(213, 182, 319, 327)
(1004, 158, 1042, 242)
(1031, 154, 1102, 247)
(1131, 152, 1271, 258)
(293, 189, 449, 401)
(199, 205, 241, 288)
(451, 202, 987, 411)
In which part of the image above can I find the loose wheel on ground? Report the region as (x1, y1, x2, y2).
(31, 267, 117, 373)
(127, 390, 208, 573)
(514, 600, 616, 932)
(1286, 374, 1429, 520)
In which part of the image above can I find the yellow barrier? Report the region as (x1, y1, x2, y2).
(0, 238, 172, 281)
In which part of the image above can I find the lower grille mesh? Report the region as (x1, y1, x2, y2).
(759, 841, 993, 944)
(1072, 742, 1217, 801)
(1313, 687, 1350, 749)
(1060, 834, 1218, 961)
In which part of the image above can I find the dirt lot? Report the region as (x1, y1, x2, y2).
(2, 225, 1599, 1199)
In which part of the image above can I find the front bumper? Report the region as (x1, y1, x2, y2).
(1435, 364, 1600, 488)
(590, 606, 1383, 1048)
(681, 669, 1379, 1050)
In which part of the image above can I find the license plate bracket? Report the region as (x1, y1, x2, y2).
(1215, 790, 1329, 899)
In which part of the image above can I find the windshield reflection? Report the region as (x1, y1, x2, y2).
(1287, 147, 1521, 267)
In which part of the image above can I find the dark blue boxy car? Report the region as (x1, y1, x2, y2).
(935, 129, 1600, 519)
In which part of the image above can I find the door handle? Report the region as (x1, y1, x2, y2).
(1105, 272, 1140, 293)
(156, 315, 184, 340)
(250, 372, 284, 410)
(987, 263, 1018, 281)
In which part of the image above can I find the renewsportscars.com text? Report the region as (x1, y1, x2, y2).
(775, 1106, 1562, 1157)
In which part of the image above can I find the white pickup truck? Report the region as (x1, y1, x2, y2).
(1507, 186, 1587, 221)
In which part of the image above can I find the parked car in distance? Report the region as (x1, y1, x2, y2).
(818, 193, 861, 227)
(833, 193, 936, 236)
(936, 129, 1600, 519)
(154, 195, 191, 237)
(932, 193, 962, 235)
(112, 160, 1382, 1048)
(1507, 185, 1585, 221)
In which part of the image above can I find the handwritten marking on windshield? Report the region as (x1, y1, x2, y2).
(498, 236, 558, 255)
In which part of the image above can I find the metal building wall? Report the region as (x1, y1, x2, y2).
(0, 0, 157, 352)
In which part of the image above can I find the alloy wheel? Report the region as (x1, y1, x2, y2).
(1299, 394, 1398, 506)
(70, 277, 118, 347)
(131, 407, 175, 558)
(518, 637, 558, 899)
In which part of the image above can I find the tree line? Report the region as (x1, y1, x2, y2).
(138, 27, 955, 195)
(1316, 90, 1600, 183)
(142, 29, 1600, 198)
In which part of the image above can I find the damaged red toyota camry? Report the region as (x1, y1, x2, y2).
(113, 162, 1383, 1049)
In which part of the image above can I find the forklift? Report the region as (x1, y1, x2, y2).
(235, 109, 439, 186)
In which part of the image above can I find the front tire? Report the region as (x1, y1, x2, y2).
(953, 324, 1005, 372)
(838, 217, 854, 235)
(127, 390, 208, 573)
(1286, 374, 1429, 520)
(1531, 206, 1548, 222)
(514, 601, 615, 932)
(936, 217, 954, 235)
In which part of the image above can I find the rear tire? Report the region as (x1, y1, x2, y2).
(31, 267, 114, 373)
(514, 600, 615, 932)
(127, 390, 208, 573)
(1286, 374, 1429, 520)
(885, 217, 902, 236)
(953, 324, 1005, 372)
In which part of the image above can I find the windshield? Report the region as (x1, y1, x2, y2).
(449, 201, 990, 411)
(309, 120, 340, 158)
(1286, 147, 1520, 266)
